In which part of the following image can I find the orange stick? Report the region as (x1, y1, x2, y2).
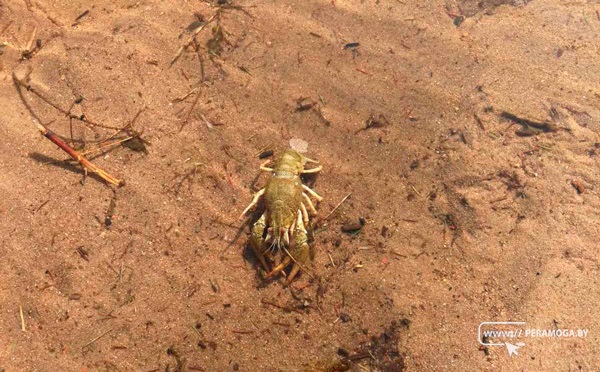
(35, 122, 124, 187)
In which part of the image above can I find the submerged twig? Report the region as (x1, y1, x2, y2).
(324, 193, 351, 221)
(82, 328, 113, 350)
(170, 13, 218, 66)
(35, 122, 124, 187)
(19, 305, 26, 332)
(12, 73, 122, 130)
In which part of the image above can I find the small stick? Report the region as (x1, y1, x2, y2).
(0, 21, 13, 36)
(82, 328, 113, 350)
(324, 193, 351, 221)
(200, 299, 218, 307)
(172, 87, 198, 103)
(401, 218, 418, 223)
(200, 113, 214, 129)
(190, 325, 202, 337)
(78, 136, 133, 156)
(254, 142, 274, 157)
(12, 74, 122, 130)
(192, 38, 205, 82)
(327, 252, 336, 268)
(74, 10, 90, 23)
(180, 92, 202, 131)
(231, 329, 254, 334)
(474, 113, 485, 131)
(391, 250, 407, 258)
(489, 195, 508, 204)
(34, 199, 50, 212)
(24, 26, 37, 53)
(13, 73, 63, 114)
(261, 299, 303, 314)
(170, 13, 217, 66)
(411, 185, 422, 197)
(19, 305, 26, 331)
(35, 122, 124, 186)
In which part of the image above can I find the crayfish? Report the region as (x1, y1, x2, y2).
(240, 149, 323, 283)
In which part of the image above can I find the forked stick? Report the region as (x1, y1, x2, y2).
(169, 13, 218, 66)
(35, 122, 124, 187)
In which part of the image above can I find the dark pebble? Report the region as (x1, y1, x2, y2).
(337, 348, 350, 358)
(339, 313, 352, 323)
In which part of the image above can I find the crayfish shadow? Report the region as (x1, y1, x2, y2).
(245, 195, 267, 226)
(241, 244, 266, 286)
(300, 172, 319, 187)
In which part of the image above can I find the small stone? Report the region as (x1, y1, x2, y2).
(339, 313, 351, 323)
(381, 225, 389, 238)
(571, 179, 585, 194)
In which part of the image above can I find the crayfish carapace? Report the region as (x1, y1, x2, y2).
(240, 149, 323, 284)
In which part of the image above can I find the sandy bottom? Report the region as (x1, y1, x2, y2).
(1, 0, 599, 371)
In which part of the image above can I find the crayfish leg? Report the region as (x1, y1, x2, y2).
(259, 159, 274, 172)
(302, 193, 318, 216)
(285, 264, 302, 286)
(300, 202, 310, 226)
(240, 188, 265, 218)
(266, 256, 292, 278)
(302, 184, 323, 201)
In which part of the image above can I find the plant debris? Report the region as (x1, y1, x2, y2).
(356, 113, 389, 134)
(206, 25, 224, 56)
(340, 321, 407, 371)
(500, 111, 559, 136)
(76, 246, 89, 262)
(186, 20, 205, 32)
(122, 136, 148, 153)
(35, 122, 124, 187)
(105, 194, 117, 228)
(72, 10, 90, 26)
(341, 218, 365, 234)
(166, 346, 186, 372)
(296, 97, 317, 112)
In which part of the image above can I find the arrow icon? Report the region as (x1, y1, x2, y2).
(505, 342, 525, 357)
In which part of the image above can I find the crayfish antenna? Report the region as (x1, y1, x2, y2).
(267, 238, 279, 254)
